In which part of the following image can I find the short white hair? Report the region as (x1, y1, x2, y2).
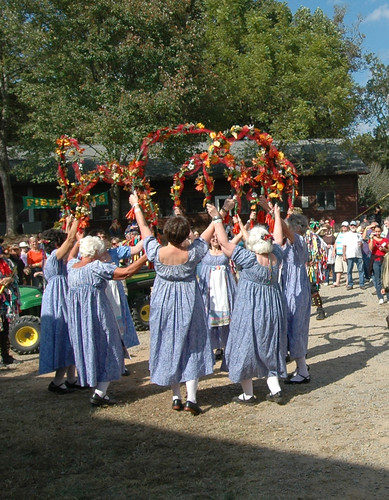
(79, 236, 105, 258)
(245, 225, 273, 255)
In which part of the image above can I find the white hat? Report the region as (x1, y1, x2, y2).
(341, 221, 349, 227)
(19, 241, 29, 248)
(350, 220, 357, 226)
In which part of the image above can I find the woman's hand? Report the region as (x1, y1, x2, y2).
(258, 195, 272, 212)
(206, 204, 220, 219)
(222, 198, 235, 213)
(0, 277, 13, 286)
(129, 193, 139, 207)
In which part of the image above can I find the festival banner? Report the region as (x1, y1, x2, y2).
(23, 192, 109, 210)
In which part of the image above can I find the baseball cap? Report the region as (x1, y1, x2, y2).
(19, 241, 29, 248)
(341, 221, 349, 227)
(125, 223, 139, 234)
(350, 220, 357, 226)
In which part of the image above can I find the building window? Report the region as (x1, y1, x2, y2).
(316, 191, 335, 210)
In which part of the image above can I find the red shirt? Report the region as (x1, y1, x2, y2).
(371, 237, 389, 260)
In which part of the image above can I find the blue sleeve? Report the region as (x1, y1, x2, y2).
(143, 236, 160, 263)
(231, 245, 257, 268)
(113, 245, 134, 260)
(93, 260, 117, 280)
(190, 238, 209, 264)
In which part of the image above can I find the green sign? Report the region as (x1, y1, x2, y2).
(23, 192, 109, 210)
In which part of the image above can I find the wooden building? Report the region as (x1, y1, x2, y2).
(2, 139, 369, 235)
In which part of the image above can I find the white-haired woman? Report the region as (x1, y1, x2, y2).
(67, 236, 147, 405)
(206, 204, 287, 404)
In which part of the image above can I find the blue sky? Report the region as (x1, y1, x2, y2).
(286, 1, 389, 85)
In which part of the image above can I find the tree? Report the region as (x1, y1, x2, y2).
(355, 56, 389, 169)
(0, 0, 36, 236)
(199, 0, 360, 140)
(2, 0, 364, 233)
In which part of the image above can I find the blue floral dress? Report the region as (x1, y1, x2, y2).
(280, 234, 311, 358)
(67, 259, 126, 387)
(39, 250, 74, 374)
(197, 251, 236, 353)
(106, 246, 139, 348)
(226, 245, 287, 383)
(144, 236, 213, 386)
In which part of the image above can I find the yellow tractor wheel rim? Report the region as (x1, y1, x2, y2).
(15, 326, 39, 347)
(139, 304, 150, 323)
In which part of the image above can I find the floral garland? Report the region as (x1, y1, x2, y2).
(56, 135, 91, 228)
(55, 124, 298, 229)
(168, 124, 299, 218)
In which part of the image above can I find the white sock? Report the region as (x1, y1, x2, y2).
(95, 381, 110, 398)
(296, 357, 309, 377)
(267, 375, 281, 395)
(240, 378, 253, 398)
(186, 379, 198, 404)
(171, 383, 182, 400)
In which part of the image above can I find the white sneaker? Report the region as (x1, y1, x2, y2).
(379, 299, 384, 305)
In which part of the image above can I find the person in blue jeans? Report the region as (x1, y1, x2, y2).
(342, 221, 365, 290)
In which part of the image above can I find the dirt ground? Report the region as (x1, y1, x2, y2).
(1, 274, 389, 500)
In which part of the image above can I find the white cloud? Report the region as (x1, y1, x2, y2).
(364, 4, 389, 22)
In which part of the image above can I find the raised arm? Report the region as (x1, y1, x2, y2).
(129, 193, 152, 239)
(206, 204, 236, 257)
(112, 253, 148, 280)
(55, 218, 80, 261)
(260, 196, 295, 244)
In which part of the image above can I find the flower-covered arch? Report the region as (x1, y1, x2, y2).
(55, 123, 298, 229)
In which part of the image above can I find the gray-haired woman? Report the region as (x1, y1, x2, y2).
(206, 203, 287, 405)
(67, 236, 147, 405)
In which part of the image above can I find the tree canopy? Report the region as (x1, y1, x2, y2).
(0, 0, 370, 233)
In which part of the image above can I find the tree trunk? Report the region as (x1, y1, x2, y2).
(110, 184, 120, 220)
(0, 139, 16, 237)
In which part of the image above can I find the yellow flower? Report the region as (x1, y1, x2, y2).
(197, 123, 205, 129)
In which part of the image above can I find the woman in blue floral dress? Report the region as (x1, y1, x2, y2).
(67, 236, 147, 406)
(197, 233, 238, 367)
(130, 193, 217, 415)
(206, 203, 288, 405)
(39, 219, 80, 394)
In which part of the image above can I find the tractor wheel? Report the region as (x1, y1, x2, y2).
(131, 298, 150, 331)
(9, 315, 40, 354)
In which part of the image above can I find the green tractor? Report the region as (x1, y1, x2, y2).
(10, 286, 42, 354)
(8, 269, 154, 355)
(126, 268, 155, 331)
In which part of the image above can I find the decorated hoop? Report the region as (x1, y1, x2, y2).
(55, 124, 298, 229)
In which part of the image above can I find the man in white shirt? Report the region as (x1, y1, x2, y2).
(343, 221, 365, 290)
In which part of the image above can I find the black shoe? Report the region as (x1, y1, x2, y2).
(48, 381, 75, 394)
(316, 307, 326, 320)
(184, 400, 203, 415)
(3, 356, 21, 365)
(122, 367, 130, 376)
(232, 395, 257, 406)
(65, 380, 89, 390)
(90, 393, 117, 406)
(266, 391, 284, 404)
(346, 285, 353, 290)
(284, 374, 311, 385)
(214, 349, 223, 361)
(172, 399, 184, 411)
